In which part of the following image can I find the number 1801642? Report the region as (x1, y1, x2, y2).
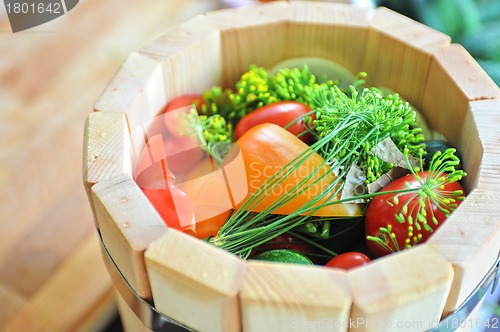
(5, 2, 62, 14)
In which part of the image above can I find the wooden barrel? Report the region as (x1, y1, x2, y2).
(83, 1, 500, 331)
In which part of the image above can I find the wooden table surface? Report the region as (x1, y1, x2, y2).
(0, 1, 220, 330)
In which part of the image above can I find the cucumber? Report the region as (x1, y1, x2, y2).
(252, 249, 314, 265)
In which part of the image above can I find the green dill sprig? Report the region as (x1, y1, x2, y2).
(202, 73, 462, 259)
(200, 65, 339, 126)
(313, 86, 426, 183)
(199, 114, 233, 144)
(208, 85, 432, 258)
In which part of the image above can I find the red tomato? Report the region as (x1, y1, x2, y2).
(161, 94, 204, 114)
(136, 133, 204, 182)
(234, 101, 313, 143)
(161, 94, 204, 138)
(365, 171, 465, 257)
(161, 135, 205, 178)
(141, 95, 203, 139)
(142, 184, 195, 231)
(135, 135, 176, 188)
(325, 252, 371, 270)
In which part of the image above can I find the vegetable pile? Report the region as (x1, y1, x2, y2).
(136, 61, 466, 269)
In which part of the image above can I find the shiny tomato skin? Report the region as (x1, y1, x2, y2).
(161, 135, 204, 178)
(161, 94, 204, 114)
(161, 95, 204, 138)
(141, 184, 194, 231)
(325, 252, 371, 270)
(135, 134, 204, 183)
(235, 101, 313, 143)
(365, 171, 465, 257)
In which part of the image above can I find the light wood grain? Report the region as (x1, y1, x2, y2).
(92, 175, 167, 299)
(205, 1, 370, 88)
(240, 261, 352, 332)
(427, 189, 500, 316)
(83, 111, 133, 211)
(206, 2, 289, 87)
(348, 244, 454, 332)
(3, 234, 115, 332)
(365, 7, 451, 110)
(92, 52, 168, 160)
(287, 1, 370, 75)
(0, 285, 26, 327)
(469, 100, 500, 191)
(142, 15, 224, 106)
(421, 44, 500, 149)
(145, 229, 247, 332)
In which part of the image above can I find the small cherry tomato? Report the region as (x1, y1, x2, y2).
(235, 101, 313, 143)
(325, 252, 371, 270)
(365, 171, 465, 257)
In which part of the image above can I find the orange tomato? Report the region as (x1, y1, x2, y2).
(236, 123, 363, 217)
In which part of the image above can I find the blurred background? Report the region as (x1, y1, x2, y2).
(379, 0, 500, 87)
(0, 0, 498, 331)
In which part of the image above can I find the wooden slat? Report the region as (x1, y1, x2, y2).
(205, 1, 370, 88)
(92, 175, 166, 299)
(240, 261, 352, 332)
(348, 244, 454, 332)
(364, 7, 451, 110)
(457, 104, 483, 193)
(145, 229, 247, 332)
(421, 44, 500, 149)
(206, 2, 289, 87)
(83, 112, 133, 205)
(287, 1, 370, 75)
(470, 99, 500, 192)
(92, 54, 156, 114)
(140, 15, 223, 96)
(93, 52, 165, 130)
(427, 189, 500, 315)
